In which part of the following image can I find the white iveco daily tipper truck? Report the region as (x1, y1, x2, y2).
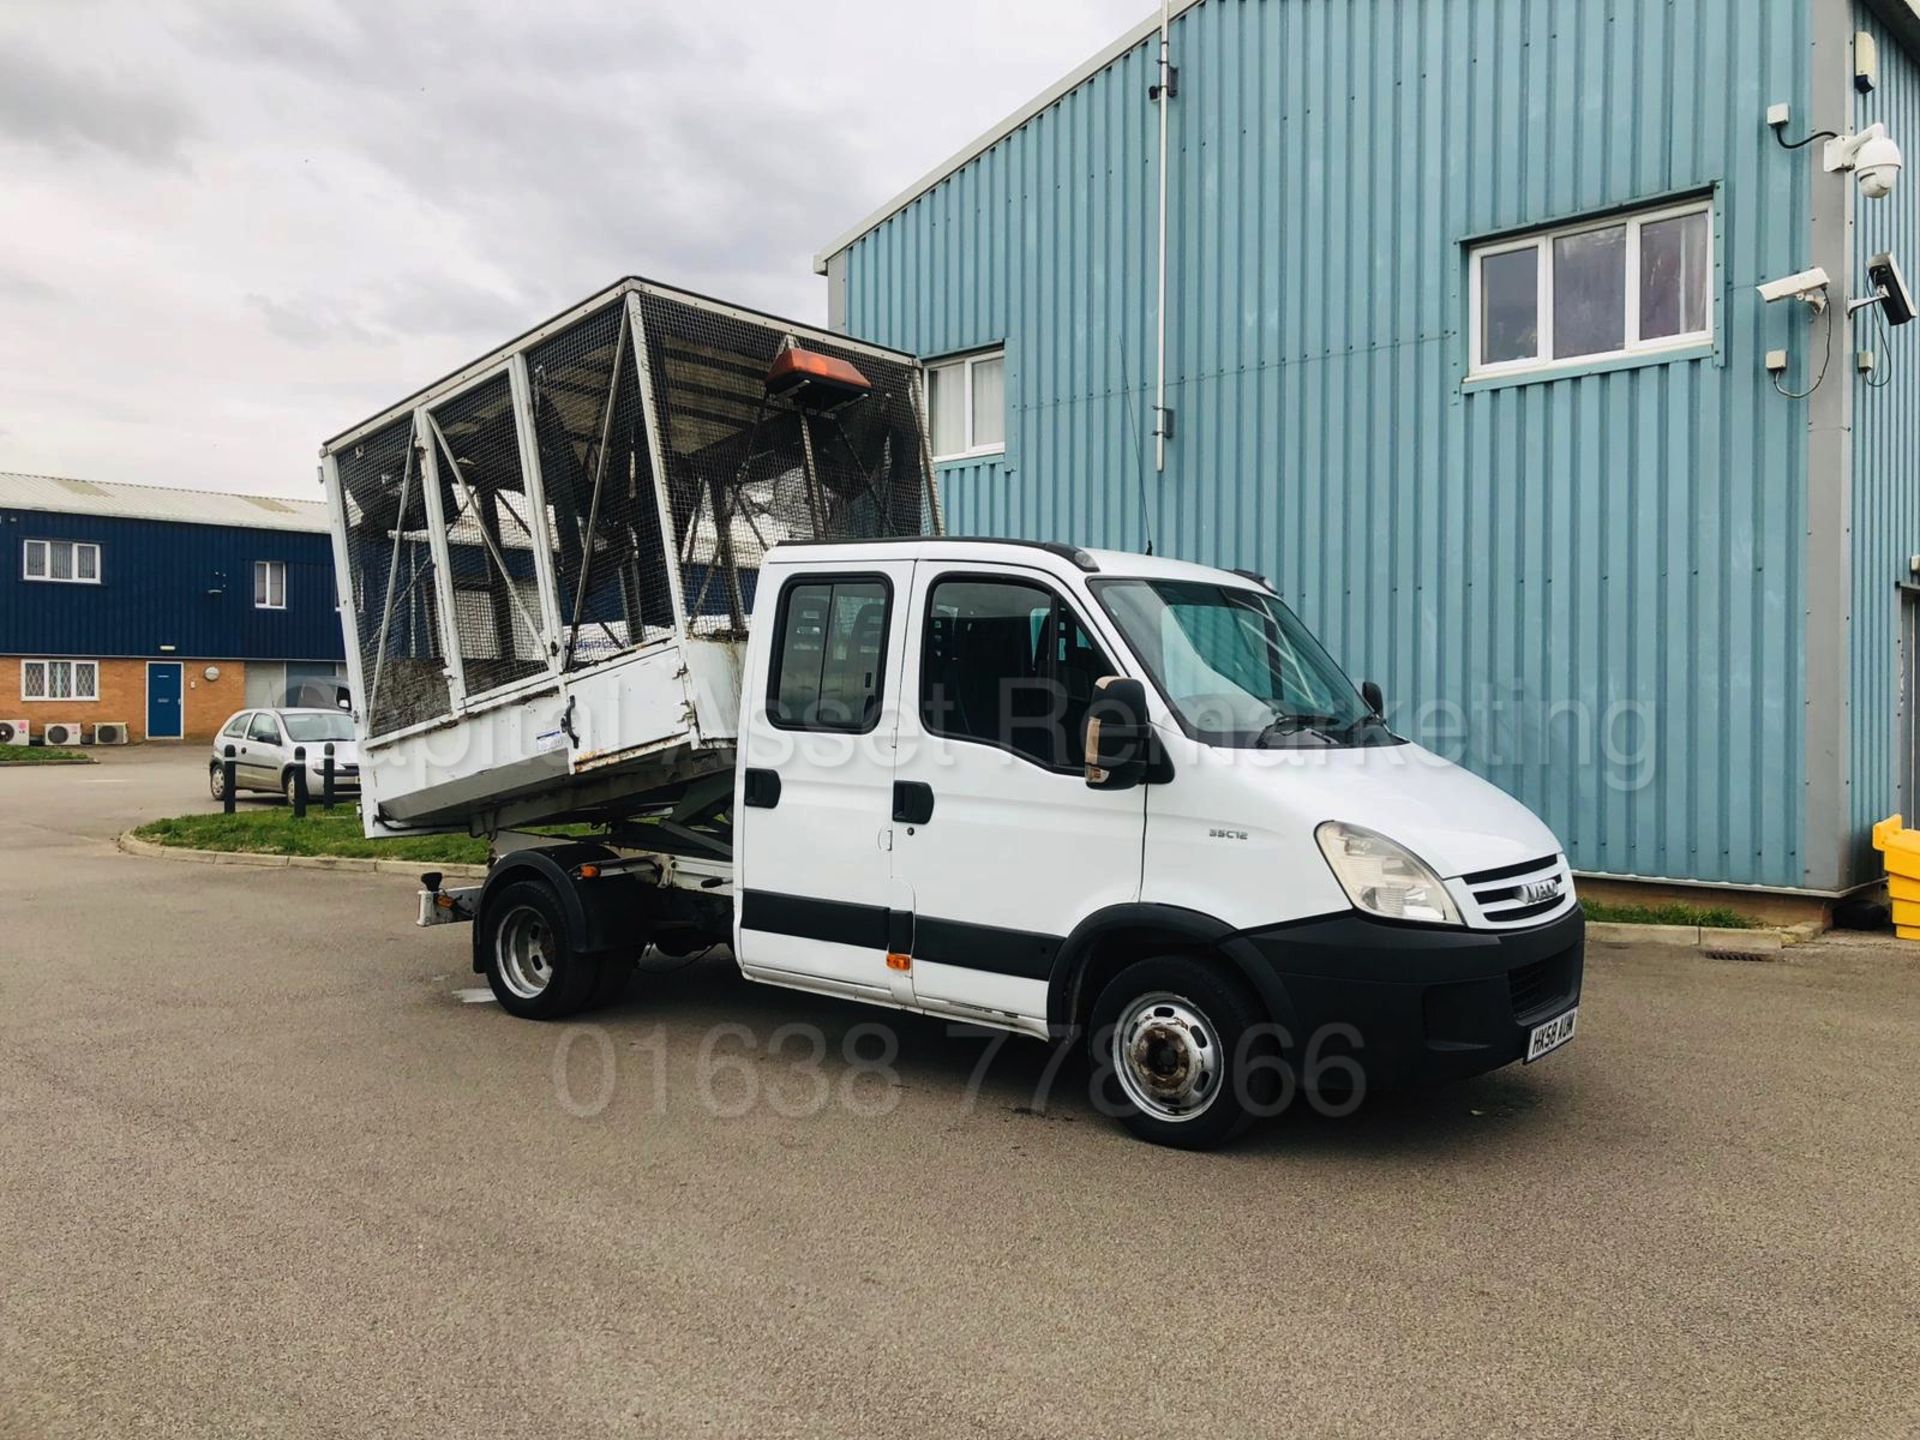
(322, 277, 1583, 1149)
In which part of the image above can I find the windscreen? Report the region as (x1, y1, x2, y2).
(1092, 579, 1393, 748)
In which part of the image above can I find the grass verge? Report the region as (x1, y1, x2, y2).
(132, 809, 492, 864)
(1581, 898, 1756, 930)
(0, 743, 94, 765)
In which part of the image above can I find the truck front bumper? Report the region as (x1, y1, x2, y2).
(1235, 906, 1585, 1091)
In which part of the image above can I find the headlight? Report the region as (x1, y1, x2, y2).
(1314, 821, 1461, 925)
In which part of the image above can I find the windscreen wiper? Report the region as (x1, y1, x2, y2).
(1256, 712, 1344, 746)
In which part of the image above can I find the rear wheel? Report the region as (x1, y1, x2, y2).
(1089, 955, 1268, 1150)
(483, 880, 603, 1020)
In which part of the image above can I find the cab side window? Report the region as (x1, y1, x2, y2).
(921, 576, 1114, 770)
(768, 576, 890, 732)
(222, 713, 252, 739)
(249, 713, 282, 745)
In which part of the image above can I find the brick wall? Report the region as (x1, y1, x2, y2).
(0, 656, 249, 742)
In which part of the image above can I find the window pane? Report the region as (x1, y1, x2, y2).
(76, 545, 96, 581)
(25, 540, 46, 578)
(255, 564, 269, 606)
(922, 578, 1063, 767)
(76, 664, 96, 700)
(1480, 247, 1538, 364)
(927, 364, 966, 458)
(23, 664, 45, 699)
(770, 579, 888, 731)
(50, 542, 72, 581)
(970, 355, 1006, 448)
(1640, 211, 1710, 340)
(50, 661, 71, 699)
(1552, 225, 1627, 358)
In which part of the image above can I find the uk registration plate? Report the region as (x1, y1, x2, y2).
(1525, 1006, 1578, 1063)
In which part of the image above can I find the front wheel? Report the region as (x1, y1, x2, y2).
(1088, 955, 1269, 1150)
(483, 880, 603, 1020)
(208, 764, 227, 801)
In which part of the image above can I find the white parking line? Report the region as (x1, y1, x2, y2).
(453, 987, 497, 1005)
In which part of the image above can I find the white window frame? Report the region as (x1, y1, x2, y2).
(255, 560, 287, 610)
(21, 659, 100, 703)
(924, 348, 1007, 462)
(1467, 198, 1714, 381)
(22, 539, 101, 584)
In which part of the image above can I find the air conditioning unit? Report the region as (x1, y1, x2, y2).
(93, 722, 130, 745)
(42, 722, 84, 747)
(0, 719, 28, 745)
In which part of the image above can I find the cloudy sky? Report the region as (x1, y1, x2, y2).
(0, 0, 1145, 499)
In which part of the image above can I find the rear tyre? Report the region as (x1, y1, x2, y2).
(483, 881, 602, 1020)
(1088, 955, 1268, 1150)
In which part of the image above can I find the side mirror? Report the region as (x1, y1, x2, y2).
(1085, 676, 1151, 790)
(1361, 679, 1384, 716)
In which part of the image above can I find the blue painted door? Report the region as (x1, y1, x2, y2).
(146, 662, 183, 738)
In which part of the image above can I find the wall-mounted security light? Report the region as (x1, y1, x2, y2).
(1857, 251, 1915, 327)
(1826, 121, 1903, 199)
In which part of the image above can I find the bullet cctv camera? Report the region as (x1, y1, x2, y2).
(1757, 266, 1833, 310)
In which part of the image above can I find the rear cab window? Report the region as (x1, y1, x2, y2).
(766, 575, 891, 733)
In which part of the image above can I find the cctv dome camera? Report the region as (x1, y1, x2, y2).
(1856, 131, 1903, 199)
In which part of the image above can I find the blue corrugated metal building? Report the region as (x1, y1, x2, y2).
(0, 473, 347, 741)
(817, 0, 1920, 899)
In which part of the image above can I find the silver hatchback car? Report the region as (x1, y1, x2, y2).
(208, 708, 361, 804)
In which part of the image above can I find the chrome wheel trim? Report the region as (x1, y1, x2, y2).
(1112, 990, 1223, 1123)
(495, 905, 556, 1000)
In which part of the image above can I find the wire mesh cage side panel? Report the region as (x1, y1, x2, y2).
(525, 299, 675, 672)
(426, 372, 553, 697)
(335, 416, 454, 738)
(634, 290, 935, 637)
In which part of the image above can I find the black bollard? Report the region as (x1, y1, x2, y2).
(291, 745, 308, 819)
(222, 744, 238, 816)
(322, 742, 336, 811)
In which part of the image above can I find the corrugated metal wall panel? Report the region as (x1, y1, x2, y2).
(0, 511, 344, 661)
(843, 0, 1813, 887)
(1850, 6, 1920, 874)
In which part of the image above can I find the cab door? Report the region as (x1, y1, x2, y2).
(887, 565, 1147, 1025)
(735, 562, 915, 1002)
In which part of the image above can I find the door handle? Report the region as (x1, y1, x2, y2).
(743, 767, 782, 808)
(892, 780, 935, 825)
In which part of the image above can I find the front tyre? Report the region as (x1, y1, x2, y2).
(1089, 955, 1267, 1150)
(209, 763, 227, 801)
(483, 880, 601, 1020)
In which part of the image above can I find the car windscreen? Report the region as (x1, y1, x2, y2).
(1091, 578, 1396, 748)
(282, 714, 356, 743)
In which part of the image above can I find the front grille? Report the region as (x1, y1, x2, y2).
(1509, 949, 1579, 1023)
(1462, 853, 1570, 926)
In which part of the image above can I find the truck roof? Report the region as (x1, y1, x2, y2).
(768, 536, 1270, 590)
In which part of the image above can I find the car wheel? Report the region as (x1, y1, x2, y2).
(482, 880, 603, 1020)
(1088, 955, 1269, 1150)
(209, 764, 226, 801)
(282, 769, 301, 806)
